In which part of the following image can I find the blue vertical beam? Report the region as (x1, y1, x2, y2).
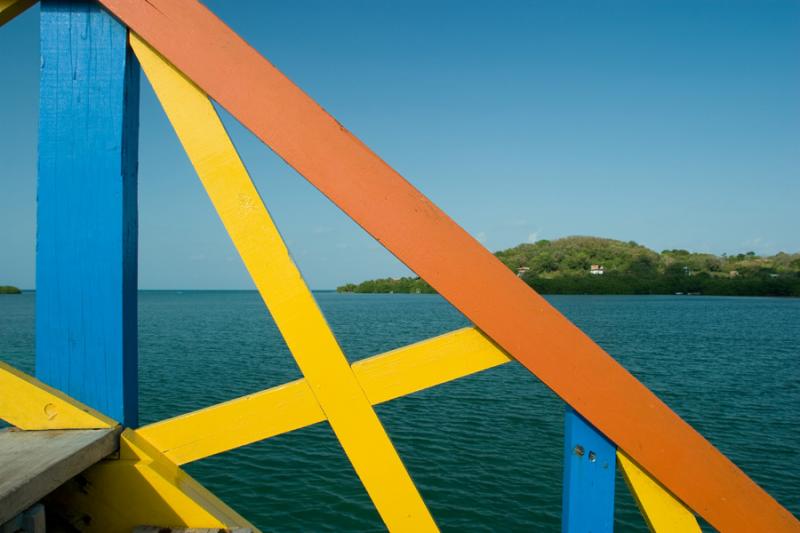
(562, 407, 616, 532)
(37, 0, 139, 426)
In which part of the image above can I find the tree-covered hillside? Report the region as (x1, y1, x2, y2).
(495, 237, 660, 277)
(337, 236, 800, 296)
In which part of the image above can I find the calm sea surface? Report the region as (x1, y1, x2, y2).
(1, 292, 798, 531)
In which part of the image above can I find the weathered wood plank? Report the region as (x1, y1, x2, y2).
(0, 427, 120, 524)
(96, 2, 798, 531)
(37, 0, 140, 426)
(131, 34, 436, 531)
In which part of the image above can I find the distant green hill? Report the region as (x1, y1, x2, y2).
(337, 236, 800, 297)
(0, 286, 21, 294)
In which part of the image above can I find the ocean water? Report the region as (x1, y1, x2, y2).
(1, 292, 798, 531)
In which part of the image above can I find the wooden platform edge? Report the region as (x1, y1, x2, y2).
(0, 426, 121, 524)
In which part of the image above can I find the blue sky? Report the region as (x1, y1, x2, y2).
(1, 0, 798, 289)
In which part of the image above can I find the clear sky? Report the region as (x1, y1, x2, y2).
(1, 1, 798, 290)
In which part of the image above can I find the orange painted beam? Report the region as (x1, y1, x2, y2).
(96, 1, 799, 531)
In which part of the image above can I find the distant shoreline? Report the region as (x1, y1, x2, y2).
(335, 280, 800, 298)
(0, 286, 21, 294)
(336, 236, 800, 298)
(4, 288, 798, 298)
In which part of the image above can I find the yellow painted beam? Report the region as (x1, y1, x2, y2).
(46, 428, 257, 533)
(357, 326, 510, 404)
(0, 0, 35, 27)
(0, 361, 250, 530)
(618, 451, 701, 533)
(138, 327, 511, 465)
(140, 378, 319, 466)
(131, 34, 437, 531)
(0, 361, 116, 430)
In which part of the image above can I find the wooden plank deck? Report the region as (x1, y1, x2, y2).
(0, 427, 120, 523)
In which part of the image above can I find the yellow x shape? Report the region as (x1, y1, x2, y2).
(128, 35, 699, 533)
(0, 25, 699, 532)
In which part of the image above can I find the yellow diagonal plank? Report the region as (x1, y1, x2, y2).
(618, 451, 701, 532)
(0, 360, 116, 429)
(0, 361, 252, 531)
(0, 0, 35, 27)
(47, 428, 257, 533)
(138, 327, 511, 465)
(131, 33, 437, 531)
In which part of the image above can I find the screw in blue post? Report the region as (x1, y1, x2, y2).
(562, 406, 616, 532)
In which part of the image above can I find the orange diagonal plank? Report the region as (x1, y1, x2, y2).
(97, 1, 799, 531)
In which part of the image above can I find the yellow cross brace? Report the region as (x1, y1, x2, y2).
(0, 361, 256, 532)
(131, 34, 437, 531)
(48, 428, 258, 532)
(617, 451, 701, 532)
(0, 361, 116, 430)
(137, 326, 511, 465)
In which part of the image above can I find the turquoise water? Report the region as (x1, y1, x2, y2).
(1, 292, 798, 530)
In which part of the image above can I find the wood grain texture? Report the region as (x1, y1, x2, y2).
(131, 34, 436, 531)
(561, 408, 616, 533)
(98, 2, 799, 530)
(0, 0, 36, 26)
(137, 327, 510, 465)
(618, 451, 701, 533)
(0, 427, 120, 524)
(36, 0, 139, 427)
(0, 361, 116, 430)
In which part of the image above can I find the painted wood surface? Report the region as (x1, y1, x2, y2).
(0, 427, 119, 524)
(46, 429, 257, 533)
(95, 2, 799, 530)
(130, 34, 436, 531)
(131, 526, 253, 533)
(37, 0, 140, 427)
(0, 362, 248, 532)
(137, 326, 511, 465)
(0, 361, 116, 430)
(618, 452, 701, 533)
(355, 326, 510, 404)
(0, 0, 35, 26)
(562, 409, 616, 533)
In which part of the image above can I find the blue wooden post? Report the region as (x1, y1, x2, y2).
(562, 407, 616, 532)
(36, 0, 139, 427)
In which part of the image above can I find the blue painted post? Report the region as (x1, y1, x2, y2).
(562, 407, 616, 532)
(36, 0, 139, 426)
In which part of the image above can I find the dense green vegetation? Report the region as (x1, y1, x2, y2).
(0, 286, 21, 294)
(337, 236, 800, 297)
(337, 277, 436, 295)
